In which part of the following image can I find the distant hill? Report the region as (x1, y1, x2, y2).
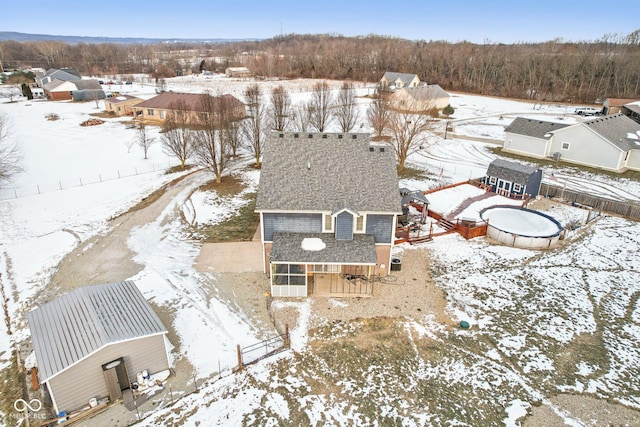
(0, 31, 257, 44)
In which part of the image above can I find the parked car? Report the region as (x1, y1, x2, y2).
(98, 80, 104, 84)
(125, 81, 132, 85)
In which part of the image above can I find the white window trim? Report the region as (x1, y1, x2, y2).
(323, 213, 333, 232)
(489, 176, 497, 185)
(513, 183, 522, 192)
(354, 215, 366, 233)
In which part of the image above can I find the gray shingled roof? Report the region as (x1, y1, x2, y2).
(486, 159, 538, 183)
(583, 114, 640, 151)
(73, 79, 103, 90)
(504, 117, 570, 139)
(401, 84, 449, 101)
(381, 72, 419, 87)
(256, 132, 402, 213)
(27, 281, 167, 382)
(271, 232, 377, 264)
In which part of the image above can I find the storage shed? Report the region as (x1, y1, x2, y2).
(27, 281, 170, 415)
(481, 159, 542, 199)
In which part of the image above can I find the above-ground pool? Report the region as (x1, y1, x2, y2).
(480, 205, 564, 249)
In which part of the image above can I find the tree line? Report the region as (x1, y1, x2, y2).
(1, 31, 639, 103)
(156, 81, 433, 178)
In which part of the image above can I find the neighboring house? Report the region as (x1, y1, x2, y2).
(621, 101, 640, 124)
(130, 92, 245, 123)
(255, 132, 402, 298)
(481, 159, 543, 199)
(36, 68, 81, 87)
(549, 114, 640, 172)
(71, 79, 105, 101)
(27, 281, 170, 415)
(104, 94, 143, 116)
(502, 114, 640, 172)
(602, 98, 640, 115)
(503, 117, 570, 159)
(388, 84, 450, 112)
(379, 72, 421, 90)
(225, 67, 252, 78)
(42, 79, 78, 100)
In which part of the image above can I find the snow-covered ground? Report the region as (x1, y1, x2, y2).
(1, 76, 639, 425)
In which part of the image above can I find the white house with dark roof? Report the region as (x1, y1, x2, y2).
(503, 117, 570, 159)
(255, 132, 402, 297)
(502, 115, 640, 172)
(27, 281, 170, 414)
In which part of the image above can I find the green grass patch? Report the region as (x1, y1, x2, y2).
(196, 192, 259, 243)
(398, 165, 431, 180)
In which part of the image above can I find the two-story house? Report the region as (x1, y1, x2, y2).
(255, 132, 402, 298)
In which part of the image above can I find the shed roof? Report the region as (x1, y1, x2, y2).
(504, 117, 570, 139)
(27, 281, 167, 382)
(582, 113, 640, 151)
(271, 232, 377, 264)
(255, 132, 401, 213)
(486, 159, 539, 183)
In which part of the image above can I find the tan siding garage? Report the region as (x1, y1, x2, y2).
(28, 281, 170, 415)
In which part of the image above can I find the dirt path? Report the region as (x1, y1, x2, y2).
(39, 171, 203, 303)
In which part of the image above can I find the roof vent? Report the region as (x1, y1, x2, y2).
(308, 134, 313, 138)
(294, 133, 299, 138)
(352, 134, 357, 139)
(369, 147, 375, 152)
(379, 147, 385, 152)
(279, 133, 284, 138)
(322, 134, 328, 139)
(338, 134, 343, 139)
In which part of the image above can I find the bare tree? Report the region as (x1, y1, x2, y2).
(192, 93, 239, 183)
(242, 84, 265, 167)
(367, 90, 390, 138)
(0, 113, 22, 187)
(308, 81, 333, 132)
(268, 84, 291, 131)
(160, 100, 194, 168)
(135, 124, 156, 159)
(291, 101, 313, 132)
(334, 81, 360, 132)
(386, 103, 437, 173)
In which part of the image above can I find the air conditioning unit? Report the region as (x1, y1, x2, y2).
(552, 152, 561, 161)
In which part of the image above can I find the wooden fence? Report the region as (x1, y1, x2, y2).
(540, 183, 640, 220)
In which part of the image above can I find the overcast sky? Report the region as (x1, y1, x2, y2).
(1, 0, 638, 43)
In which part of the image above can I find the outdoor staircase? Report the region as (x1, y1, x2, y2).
(435, 218, 456, 232)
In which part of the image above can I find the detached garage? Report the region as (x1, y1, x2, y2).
(27, 281, 170, 415)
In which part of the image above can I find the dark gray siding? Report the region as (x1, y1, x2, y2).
(366, 214, 394, 243)
(263, 213, 322, 241)
(335, 212, 354, 240)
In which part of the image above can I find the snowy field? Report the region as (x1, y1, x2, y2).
(0, 75, 639, 426)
